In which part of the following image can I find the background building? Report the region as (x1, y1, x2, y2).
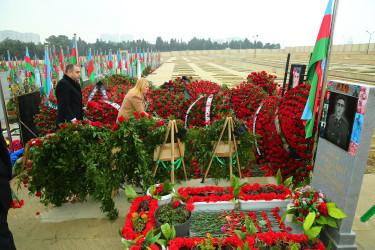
(0, 30, 40, 44)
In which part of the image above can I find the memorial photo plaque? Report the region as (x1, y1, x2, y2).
(288, 64, 306, 90)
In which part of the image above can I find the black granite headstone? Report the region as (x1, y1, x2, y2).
(17, 91, 40, 145)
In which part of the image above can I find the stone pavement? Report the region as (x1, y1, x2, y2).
(7, 175, 375, 250)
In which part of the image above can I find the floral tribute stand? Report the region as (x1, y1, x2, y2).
(153, 120, 187, 184)
(201, 116, 241, 183)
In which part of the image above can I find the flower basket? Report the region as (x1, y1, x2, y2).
(236, 183, 291, 210)
(178, 186, 236, 211)
(146, 183, 175, 206)
(154, 204, 191, 238)
(122, 196, 158, 241)
(178, 186, 234, 203)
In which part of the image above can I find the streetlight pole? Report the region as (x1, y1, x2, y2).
(252, 35, 258, 58)
(366, 30, 374, 54)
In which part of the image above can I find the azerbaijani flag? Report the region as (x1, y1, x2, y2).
(117, 51, 122, 70)
(44, 48, 53, 97)
(67, 48, 71, 62)
(8, 54, 15, 86)
(88, 50, 95, 85)
(108, 52, 114, 73)
(25, 47, 35, 85)
(59, 48, 64, 72)
(70, 39, 77, 64)
(301, 0, 333, 138)
(70, 37, 83, 86)
(52, 47, 59, 78)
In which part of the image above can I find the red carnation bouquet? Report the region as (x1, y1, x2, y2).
(247, 71, 279, 96)
(34, 96, 58, 136)
(230, 82, 267, 121)
(264, 84, 317, 184)
(184, 80, 231, 127)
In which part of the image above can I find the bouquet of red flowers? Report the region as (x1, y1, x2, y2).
(283, 185, 346, 229)
(246, 71, 279, 96)
(230, 82, 267, 121)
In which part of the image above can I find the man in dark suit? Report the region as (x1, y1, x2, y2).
(325, 95, 350, 150)
(0, 123, 17, 249)
(56, 64, 87, 125)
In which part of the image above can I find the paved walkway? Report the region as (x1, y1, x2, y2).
(7, 175, 375, 249)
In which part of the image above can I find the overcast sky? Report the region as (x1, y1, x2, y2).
(1, 0, 374, 47)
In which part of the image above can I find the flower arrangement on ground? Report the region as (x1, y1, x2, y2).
(121, 195, 158, 240)
(147, 88, 187, 119)
(34, 95, 58, 135)
(147, 180, 176, 199)
(122, 228, 163, 250)
(155, 200, 194, 226)
(247, 96, 281, 175)
(246, 71, 279, 96)
(230, 82, 267, 121)
(244, 232, 326, 250)
(265, 84, 316, 185)
(238, 183, 292, 201)
(282, 185, 346, 241)
(167, 234, 243, 250)
(178, 186, 235, 203)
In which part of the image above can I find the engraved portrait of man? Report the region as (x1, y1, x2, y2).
(325, 95, 350, 150)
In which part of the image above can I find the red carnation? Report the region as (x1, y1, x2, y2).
(317, 203, 329, 216)
(118, 116, 125, 123)
(186, 203, 195, 212)
(173, 200, 181, 208)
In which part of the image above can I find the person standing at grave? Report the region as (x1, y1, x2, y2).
(0, 122, 17, 250)
(117, 78, 150, 120)
(325, 95, 350, 149)
(56, 64, 87, 125)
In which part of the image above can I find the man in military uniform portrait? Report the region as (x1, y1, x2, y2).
(325, 95, 350, 150)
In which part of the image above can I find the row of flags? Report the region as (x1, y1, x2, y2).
(4, 38, 161, 98)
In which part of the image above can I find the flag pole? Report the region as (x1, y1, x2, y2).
(311, 0, 340, 162)
(74, 34, 79, 66)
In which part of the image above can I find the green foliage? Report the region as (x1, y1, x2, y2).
(303, 212, 322, 242)
(148, 181, 176, 200)
(0, 35, 280, 59)
(6, 98, 16, 111)
(155, 202, 191, 226)
(125, 186, 141, 203)
(20, 114, 255, 220)
(230, 175, 247, 200)
(327, 202, 347, 219)
(235, 216, 256, 241)
(184, 117, 256, 182)
(122, 228, 164, 249)
(276, 169, 293, 187)
(160, 223, 176, 242)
